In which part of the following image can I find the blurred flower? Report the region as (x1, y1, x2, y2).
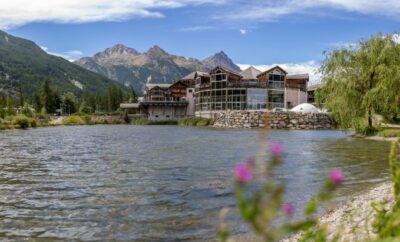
(246, 157, 256, 168)
(234, 163, 253, 184)
(329, 168, 344, 185)
(271, 143, 284, 156)
(282, 203, 295, 216)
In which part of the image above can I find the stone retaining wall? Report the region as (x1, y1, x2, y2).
(213, 111, 335, 129)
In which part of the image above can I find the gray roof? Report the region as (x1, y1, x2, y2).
(145, 83, 171, 89)
(287, 74, 309, 80)
(240, 66, 262, 80)
(180, 71, 210, 80)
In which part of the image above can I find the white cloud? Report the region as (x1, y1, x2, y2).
(239, 29, 247, 35)
(179, 26, 216, 32)
(221, 0, 400, 22)
(0, 0, 226, 29)
(40, 46, 83, 62)
(237, 60, 321, 84)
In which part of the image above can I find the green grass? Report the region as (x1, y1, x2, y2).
(177, 117, 213, 127)
(63, 115, 86, 125)
(377, 128, 400, 138)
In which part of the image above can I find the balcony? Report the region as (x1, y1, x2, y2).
(267, 81, 284, 89)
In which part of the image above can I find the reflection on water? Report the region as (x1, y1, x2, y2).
(0, 126, 391, 241)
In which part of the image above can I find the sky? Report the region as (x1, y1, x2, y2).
(1, 0, 400, 82)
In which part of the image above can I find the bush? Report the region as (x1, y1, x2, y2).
(377, 129, 400, 138)
(178, 117, 213, 127)
(22, 103, 34, 117)
(63, 115, 85, 125)
(79, 101, 92, 114)
(12, 115, 30, 129)
(29, 118, 38, 128)
(80, 115, 92, 125)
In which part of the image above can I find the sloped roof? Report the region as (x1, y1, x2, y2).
(240, 66, 262, 80)
(145, 83, 171, 89)
(287, 74, 309, 80)
(257, 65, 288, 77)
(210, 66, 242, 78)
(180, 71, 210, 80)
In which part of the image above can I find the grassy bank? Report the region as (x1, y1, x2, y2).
(177, 117, 213, 127)
(0, 114, 215, 130)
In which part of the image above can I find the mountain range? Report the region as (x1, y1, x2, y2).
(0, 30, 121, 98)
(75, 44, 241, 93)
(0, 30, 242, 98)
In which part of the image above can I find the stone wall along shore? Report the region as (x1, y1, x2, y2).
(213, 111, 335, 129)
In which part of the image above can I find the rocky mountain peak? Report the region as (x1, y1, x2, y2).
(202, 51, 241, 73)
(93, 44, 139, 60)
(146, 45, 169, 59)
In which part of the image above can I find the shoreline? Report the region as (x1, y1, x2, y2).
(236, 182, 393, 242)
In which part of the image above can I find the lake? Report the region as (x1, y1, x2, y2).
(0, 126, 391, 241)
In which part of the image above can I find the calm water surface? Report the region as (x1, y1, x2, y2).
(0, 126, 391, 241)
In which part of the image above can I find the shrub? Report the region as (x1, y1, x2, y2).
(377, 129, 400, 138)
(131, 118, 150, 125)
(178, 117, 213, 127)
(372, 142, 400, 239)
(22, 103, 34, 117)
(29, 118, 38, 128)
(12, 115, 30, 129)
(80, 115, 92, 125)
(63, 115, 85, 125)
(79, 101, 92, 114)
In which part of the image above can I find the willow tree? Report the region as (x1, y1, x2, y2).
(317, 33, 400, 134)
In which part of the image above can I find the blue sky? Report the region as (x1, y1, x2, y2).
(1, 0, 400, 81)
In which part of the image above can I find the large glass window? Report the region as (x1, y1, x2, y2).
(247, 88, 267, 110)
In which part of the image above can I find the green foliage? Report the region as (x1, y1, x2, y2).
(62, 115, 85, 125)
(372, 142, 400, 239)
(317, 33, 400, 134)
(0, 30, 125, 98)
(22, 103, 34, 117)
(61, 92, 77, 115)
(12, 115, 30, 129)
(177, 117, 213, 126)
(79, 101, 92, 114)
(29, 118, 37, 128)
(123, 110, 130, 124)
(377, 129, 400, 138)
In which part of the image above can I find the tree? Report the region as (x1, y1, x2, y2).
(62, 92, 77, 115)
(32, 92, 42, 112)
(107, 85, 124, 112)
(129, 86, 138, 103)
(79, 100, 92, 114)
(317, 33, 400, 134)
(41, 80, 56, 113)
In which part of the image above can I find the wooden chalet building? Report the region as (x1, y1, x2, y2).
(121, 65, 309, 120)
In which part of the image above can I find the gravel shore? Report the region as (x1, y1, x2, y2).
(316, 182, 393, 241)
(236, 182, 394, 242)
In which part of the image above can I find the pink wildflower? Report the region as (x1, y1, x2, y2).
(234, 163, 253, 184)
(271, 143, 284, 156)
(282, 203, 295, 216)
(329, 168, 344, 185)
